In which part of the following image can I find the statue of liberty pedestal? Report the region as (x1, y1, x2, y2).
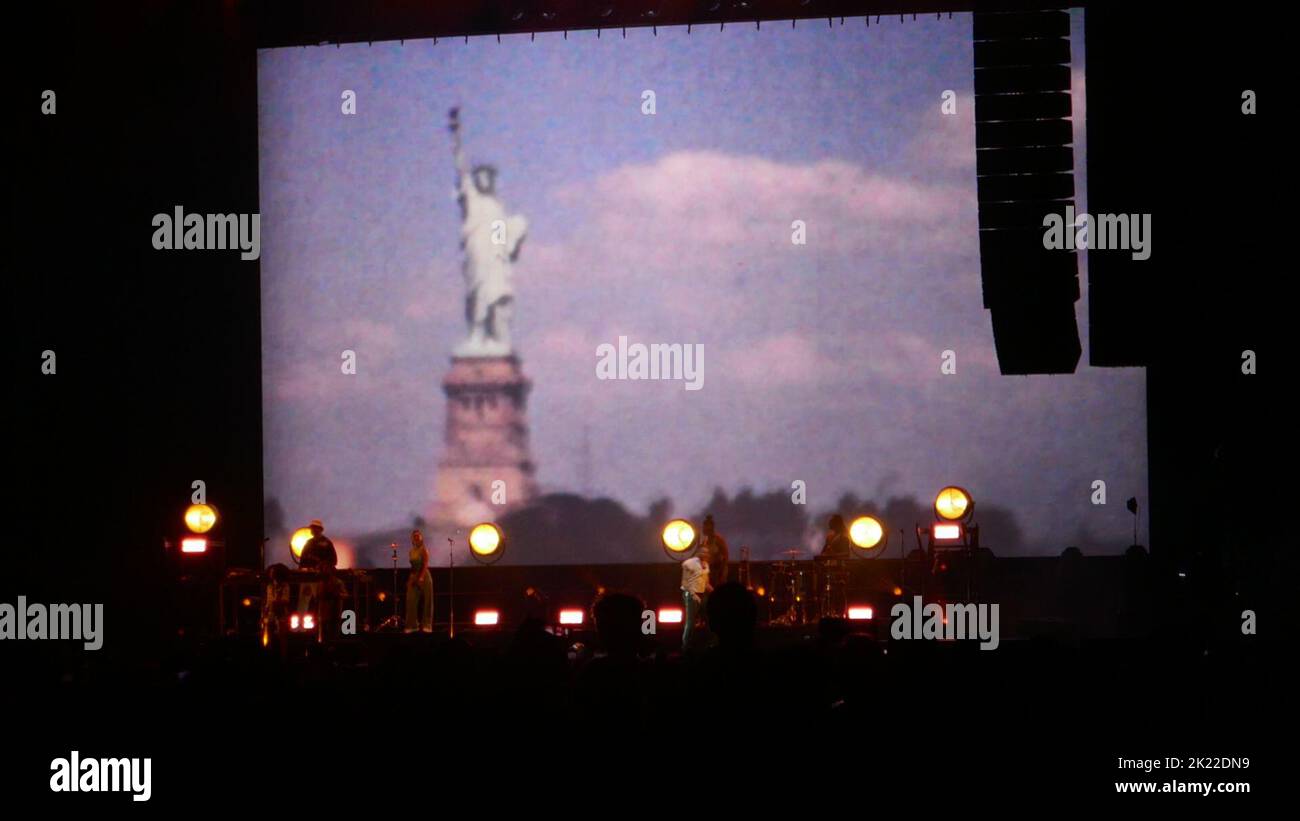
(433, 107, 537, 530)
(449, 106, 528, 357)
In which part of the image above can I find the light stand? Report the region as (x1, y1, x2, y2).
(845, 517, 890, 623)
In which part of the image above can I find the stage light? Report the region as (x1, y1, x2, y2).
(558, 609, 584, 626)
(933, 523, 962, 541)
(849, 516, 885, 549)
(474, 609, 500, 626)
(241, 597, 253, 608)
(756, 586, 766, 598)
(469, 522, 505, 563)
(847, 606, 874, 620)
(183, 503, 218, 534)
(180, 537, 208, 554)
(893, 586, 903, 596)
(934, 486, 973, 522)
(290, 527, 312, 561)
(290, 613, 301, 630)
(302, 613, 316, 631)
(658, 607, 683, 624)
(661, 519, 696, 556)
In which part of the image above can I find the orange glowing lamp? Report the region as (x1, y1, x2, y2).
(184, 503, 218, 534)
(934, 486, 973, 522)
(290, 527, 312, 561)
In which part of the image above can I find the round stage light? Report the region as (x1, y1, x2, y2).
(849, 516, 885, 549)
(469, 522, 505, 563)
(661, 519, 697, 557)
(184, 503, 218, 534)
(934, 486, 973, 522)
(290, 527, 313, 562)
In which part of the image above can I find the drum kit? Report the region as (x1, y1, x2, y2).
(765, 548, 849, 625)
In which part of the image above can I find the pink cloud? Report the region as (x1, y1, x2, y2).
(273, 319, 402, 401)
(906, 100, 977, 172)
(720, 332, 841, 387)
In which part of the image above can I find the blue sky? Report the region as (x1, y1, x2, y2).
(258, 10, 1147, 566)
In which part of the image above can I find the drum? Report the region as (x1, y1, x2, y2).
(767, 560, 810, 625)
(815, 558, 849, 619)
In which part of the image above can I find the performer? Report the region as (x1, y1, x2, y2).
(316, 565, 349, 642)
(820, 514, 852, 559)
(297, 519, 338, 612)
(680, 547, 712, 651)
(300, 519, 338, 569)
(262, 563, 291, 656)
(405, 529, 434, 633)
(699, 514, 729, 585)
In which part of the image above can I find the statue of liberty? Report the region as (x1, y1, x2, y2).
(448, 107, 527, 357)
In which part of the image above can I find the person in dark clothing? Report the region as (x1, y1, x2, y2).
(300, 519, 338, 570)
(316, 564, 348, 642)
(298, 519, 337, 612)
(700, 514, 729, 585)
(820, 514, 852, 559)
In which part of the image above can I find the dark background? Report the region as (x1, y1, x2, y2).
(3, 0, 1280, 805)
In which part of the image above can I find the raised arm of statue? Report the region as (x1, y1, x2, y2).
(449, 107, 471, 190)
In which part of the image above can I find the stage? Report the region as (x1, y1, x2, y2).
(209, 554, 1169, 645)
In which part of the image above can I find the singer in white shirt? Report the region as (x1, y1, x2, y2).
(680, 550, 712, 650)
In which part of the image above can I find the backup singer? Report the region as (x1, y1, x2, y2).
(405, 529, 434, 633)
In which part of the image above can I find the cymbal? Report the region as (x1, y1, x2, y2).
(780, 548, 807, 558)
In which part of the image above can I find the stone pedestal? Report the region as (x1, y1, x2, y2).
(432, 356, 538, 527)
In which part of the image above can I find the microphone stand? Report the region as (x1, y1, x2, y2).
(378, 541, 402, 631)
(447, 536, 456, 639)
(898, 528, 906, 592)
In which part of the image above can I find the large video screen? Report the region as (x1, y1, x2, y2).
(258, 10, 1144, 568)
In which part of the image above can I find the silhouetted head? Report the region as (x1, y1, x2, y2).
(472, 164, 497, 195)
(828, 515, 846, 536)
(706, 582, 757, 648)
(593, 592, 644, 657)
(702, 514, 715, 537)
(818, 616, 851, 644)
(411, 529, 424, 548)
(309, 519, 324, 537)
